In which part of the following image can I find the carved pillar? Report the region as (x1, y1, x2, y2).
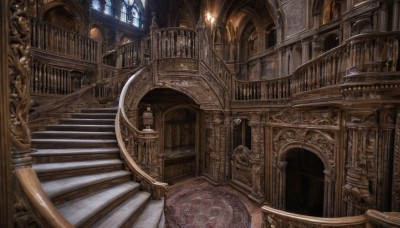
(392, 109, 400, 211)
(150, 12, 159, 84)
(394, 0, 400, 31)
(249, 113, 265, 201)
(276, 161, 287, 210)
(323, 169, 336, 217)
(343, 112, 377, 216)
(1, 0, 12, 227)
(204, 111, 226, 182)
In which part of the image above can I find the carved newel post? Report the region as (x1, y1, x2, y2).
(142, 106, 154, 131)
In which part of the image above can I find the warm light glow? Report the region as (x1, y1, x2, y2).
(206, 11, 215, 24)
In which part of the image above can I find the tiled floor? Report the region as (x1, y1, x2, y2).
(165, 177, 262, 228)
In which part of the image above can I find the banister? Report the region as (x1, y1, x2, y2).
(365, 209, 400, 227)
(115, 64, 168, 199)
(235, 31, 400, 101)
(262, 205, 367, 227)
(15, 167, 73, 228)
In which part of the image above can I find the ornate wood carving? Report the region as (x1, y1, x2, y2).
(392, 110, 400, 211)
(9, 0, 32, 167)
(343, 111, 378, 215)
(269, 109, 339, 127)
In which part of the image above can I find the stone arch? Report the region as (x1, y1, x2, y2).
(40, 1, 86, 33)
(278, 142, 331, 172)
(125, 66, 227, 113)
(275, 141, 336, 217)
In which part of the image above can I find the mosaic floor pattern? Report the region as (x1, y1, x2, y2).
(165, 181, 251, 228)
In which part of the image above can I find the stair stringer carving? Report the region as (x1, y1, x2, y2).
(125, 62, 228, 116)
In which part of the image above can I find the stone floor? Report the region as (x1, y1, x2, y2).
(165, 177, 262, 228)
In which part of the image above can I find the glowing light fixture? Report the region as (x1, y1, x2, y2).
(206, 11, 215, 24)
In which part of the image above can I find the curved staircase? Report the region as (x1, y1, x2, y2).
(31, 107, 165, 228)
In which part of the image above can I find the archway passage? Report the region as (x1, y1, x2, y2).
(285, 148, 325, 216)
(139, 88, 199, 184)
(164, 108, 196, 182)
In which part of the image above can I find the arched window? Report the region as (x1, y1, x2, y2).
(121, 0, 141, 27)
(266, 24, 277, 48)
(121, 3, 127, 21)
(92, 0, 100, 10)
(322, 0, 341, 24)
(104, 0, 112, 15)
(131, 7, 140, 27)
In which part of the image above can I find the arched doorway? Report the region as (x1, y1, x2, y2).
(285, 148, 325, 216)
(163, 107, 197, 183)
(138, 88, 200, 184)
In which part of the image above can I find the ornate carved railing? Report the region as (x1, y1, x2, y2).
(115, 65, 168, 199)
(31, 18, 98, 62)
(235, 76, 291, 100)
(150, 26, 232, 93)
(29, 83, 97, 130)
(234, 31, 400, 102)
(262, 205, 368, 228)
(118, 39, 146, 68)
(153, 27, 198, 59)
(198, 31, 233, 92)
(31, 60, 91, 95)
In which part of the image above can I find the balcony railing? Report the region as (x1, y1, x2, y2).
(234, 31, 400, 102)
(153, 27, 198, 59)
(235, 76, 291, 100)
(31, 18, 98, 62)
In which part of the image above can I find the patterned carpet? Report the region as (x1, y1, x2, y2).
(165, 181, 251, 228)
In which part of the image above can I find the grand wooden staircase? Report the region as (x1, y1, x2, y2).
(31, 107, 165, 227)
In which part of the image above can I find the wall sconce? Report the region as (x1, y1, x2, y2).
(206, 11, 215, 24)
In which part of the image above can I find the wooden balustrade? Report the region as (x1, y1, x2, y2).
(115, 65, 168, 199)
(235, 31, 399, 102)
(199, 32, 233, 91)
(31, 61, 83, 95)
(95, 65, 124, 102)
(31, 18, 98, 62)
(154, 28, 198, 59)
(262, 205, 368, 228)
(235, 76, 291, 101)
(118, 40, 142, 68)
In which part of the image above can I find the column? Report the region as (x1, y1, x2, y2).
(249, 113, 265, 202)
(1, 0, 12, 226)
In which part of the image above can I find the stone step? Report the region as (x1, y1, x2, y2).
(32, 131, 116, 140)
(45, 124, 115, 132)
(31, 138, 118, 149)
(33, 159, 124, 181)
(80, 108, 118, 113)
(42, 170, 131, 205)
(71, 113, 116, 119)
(131, 199, 165, 228)
(93, 191, 151, 228)
(57, 182, 140, 227)
(59, 118, 115, 125)
(32, 148, 120, 163)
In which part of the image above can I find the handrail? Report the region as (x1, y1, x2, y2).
(15, 168, 73, 228)
(29, 83, 96, 122)
(115, 64, 168, 199)
(262, 205, 367, 227)
(234, 31, 400, 101)
(366, 209, 400, 227)
(198, 28, 233, 92)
